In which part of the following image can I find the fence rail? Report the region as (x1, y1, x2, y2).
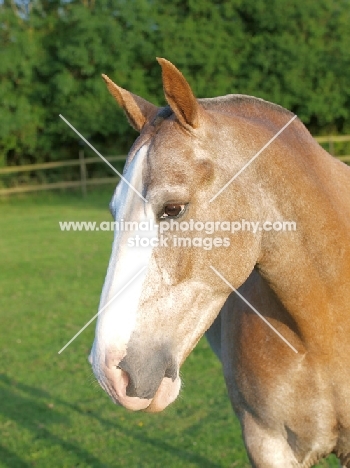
(315, 135, 350, 143)
(0, 154, 125, 196)
(0, 135, 350, 196)
(0, 155, 126, 174)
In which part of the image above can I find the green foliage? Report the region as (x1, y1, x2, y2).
(0, 0, 349, 168)
(0, 3, 42, 165)
(232, 0, 350, 132)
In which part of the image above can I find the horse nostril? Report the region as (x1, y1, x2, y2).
(164, 361, 177, 381)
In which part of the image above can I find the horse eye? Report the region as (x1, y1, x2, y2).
(160, 204, 186, 219)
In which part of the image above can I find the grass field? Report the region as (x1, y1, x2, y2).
(0, 188, 339, 468)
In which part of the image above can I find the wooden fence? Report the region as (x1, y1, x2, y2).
(0, 135, 350, 196)
(0, 153, 126, 196)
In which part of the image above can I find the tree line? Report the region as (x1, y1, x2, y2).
(1, 0, 350, 170)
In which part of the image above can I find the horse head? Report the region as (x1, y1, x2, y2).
(89, 58, 264, 412)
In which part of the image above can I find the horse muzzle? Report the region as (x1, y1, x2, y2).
(89, 345, 181, 412)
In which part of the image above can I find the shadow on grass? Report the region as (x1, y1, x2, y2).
(0, 444, 32, 468)
(0, 373, 107, 468)
(0, 373, 224, 468)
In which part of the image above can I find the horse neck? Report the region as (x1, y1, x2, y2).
(253, 133, 350, 346)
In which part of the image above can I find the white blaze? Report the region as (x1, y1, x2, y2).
(93, 145, 157, 363)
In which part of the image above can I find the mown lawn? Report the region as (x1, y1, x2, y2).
(0, 188, 339, 468)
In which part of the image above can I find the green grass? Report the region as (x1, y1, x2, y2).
(0, 188, 339, 467)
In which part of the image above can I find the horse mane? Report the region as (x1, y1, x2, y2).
(199, 94, 294, 119)
(153, 94, 294, 127)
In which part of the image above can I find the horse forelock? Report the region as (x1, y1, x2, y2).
(151, 106, 174, 126)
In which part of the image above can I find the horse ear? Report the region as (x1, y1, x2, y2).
(102, 74, 158, 132)
(156, 58, 201, 129)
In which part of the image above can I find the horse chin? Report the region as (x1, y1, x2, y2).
(112, 395, 151, 411)
(143, 376, 182, 413)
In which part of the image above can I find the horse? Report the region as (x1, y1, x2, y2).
(89, 58, 350, 467)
